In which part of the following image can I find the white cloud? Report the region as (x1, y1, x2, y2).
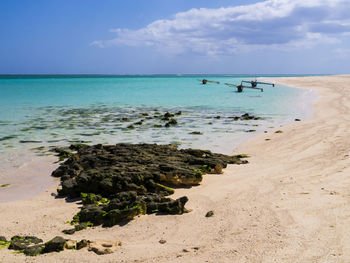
(92, 0, 350, 55)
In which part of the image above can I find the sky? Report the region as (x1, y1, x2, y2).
(0, 0, 349, 75)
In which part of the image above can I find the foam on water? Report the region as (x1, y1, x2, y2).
(0, 75, 316, 174)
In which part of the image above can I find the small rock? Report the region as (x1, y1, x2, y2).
(24, 244, 45, 256)
(134, 120, 143, 125)
(159, 239, 166, 244)
(88, 240, 121, 255)
(205, 211, 214, 217)
(182, 249, 189, 252)
(77, 239, 89, 250)
(165, 118, 177, 127)
(64, 240, 77, 250)
(275, 130, 283, 133)
(42, 236, 66, 253)
(62, 228, 75, 235)
(294, 119, 301, 121)
(9, 240, 29, 250)
(190, 131, 202, 135)
(163, 112, 174, 119)
(9, 236, 43, 251)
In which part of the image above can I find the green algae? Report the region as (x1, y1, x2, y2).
(155, 183, 175, 194)
(1, 184, 11, 188)
(81, 193, 110, 206)
(0, 241, 10, 249)
(19, 140, 43, 143)
(0, 135, 18, 141)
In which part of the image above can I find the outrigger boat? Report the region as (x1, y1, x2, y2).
(198, 78, 275, 92)
(198, 79, 220, 85)
(224, 80, 275, 92)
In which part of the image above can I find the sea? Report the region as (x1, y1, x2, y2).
(0, 75, 317, 175)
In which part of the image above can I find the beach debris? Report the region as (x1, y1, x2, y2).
(52, 143, 248, 227)
(205, 211, 214, 217)
(190, 131, 202, 135)
(275, 130, 283, 133)
(295, 118, 301, 121)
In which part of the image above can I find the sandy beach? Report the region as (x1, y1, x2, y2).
(1, 74, 350, 262)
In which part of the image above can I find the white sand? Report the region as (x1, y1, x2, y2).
(1, 75, 350, 262)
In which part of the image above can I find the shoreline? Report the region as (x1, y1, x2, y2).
(1, 75, 350, 262)
(0, 81, 312, 203)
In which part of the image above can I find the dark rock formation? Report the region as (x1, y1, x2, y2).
(52, 143, 247, 226)
(230, 113, 261, 121)
(9, 236, 43, 251)
(3, 235, 120, 256)
(165, 118, 178, 127)
(24, 244, 45, 256)
(42, 236, 66, 253)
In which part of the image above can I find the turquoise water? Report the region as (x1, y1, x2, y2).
(0, 75, 315, 171)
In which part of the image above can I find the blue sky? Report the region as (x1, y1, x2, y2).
(0, 0, 349, 74)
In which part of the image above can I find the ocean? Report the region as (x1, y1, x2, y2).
(0, 75, 316, 173)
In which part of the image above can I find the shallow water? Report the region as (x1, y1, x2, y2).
(0, 75, 316, 175)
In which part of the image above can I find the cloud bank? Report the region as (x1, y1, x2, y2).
(92, 0, 350, 55)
